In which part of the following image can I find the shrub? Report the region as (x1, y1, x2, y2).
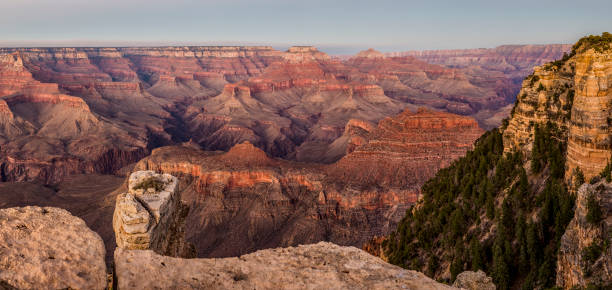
(586, 194, 603, 225)
(133, 177, 166, 192)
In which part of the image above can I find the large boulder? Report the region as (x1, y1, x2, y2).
(453, 270, 496, 290)
(0, 206, 106, 289)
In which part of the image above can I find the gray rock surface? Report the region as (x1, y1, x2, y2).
(453, 270, 496, 290)
(115, 241, 457, 290)
(0, 206, 106, 289)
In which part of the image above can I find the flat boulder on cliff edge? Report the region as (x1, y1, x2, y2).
(115, 241, 457, 290)
(0, 206, 107, 289)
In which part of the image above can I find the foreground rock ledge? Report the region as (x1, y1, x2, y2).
(114, 241, 456, 290)
(0, 206, 106, 289)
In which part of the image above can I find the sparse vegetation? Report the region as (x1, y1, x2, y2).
(133, 177, 166, 192)
(571, 32, 612, 55)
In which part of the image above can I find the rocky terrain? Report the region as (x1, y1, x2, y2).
(114, 242, 456, 290)
(113, 171, 194, 258)
(0, 44, 564, 186)
(0, 171, 496, 289)
(0, 206, 107, 289)
(503, 34, 611, 183)
(557, 180, 612, 288)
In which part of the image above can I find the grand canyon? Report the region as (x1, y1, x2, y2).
(1, 7, 611, 287)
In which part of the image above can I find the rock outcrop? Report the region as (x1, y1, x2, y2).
(503, 35, 611, 182)
(113, 170, 193, 258)
(0, 206, 106, 289)
(114, 242, 456, 290)
(452, 270, 496, 290)
(556, 181, 612, 289)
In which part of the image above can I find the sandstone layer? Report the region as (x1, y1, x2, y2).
(556, 181, 612, 288)
(0, 206, 106, 289)
(114, 242, 456, 290)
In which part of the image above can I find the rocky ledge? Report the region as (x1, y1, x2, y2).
(0, 206, 106, 289)
(114, 241, 455, 290)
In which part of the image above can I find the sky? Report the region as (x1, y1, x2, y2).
(1, 0, 611, 54)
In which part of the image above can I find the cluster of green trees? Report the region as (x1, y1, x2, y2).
(383, 123, 576, 290)
(571, 32, 612, 55)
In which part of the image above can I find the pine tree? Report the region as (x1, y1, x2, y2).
(470, 237, 483, 271)
(492, 244, 510, 290)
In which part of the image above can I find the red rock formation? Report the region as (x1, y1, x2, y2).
(328, 108, 484, 192)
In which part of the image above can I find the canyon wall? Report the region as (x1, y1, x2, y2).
(133, 107, 482, 258)
(503, 38, 611, 182)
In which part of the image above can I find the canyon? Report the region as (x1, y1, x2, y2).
(0, 44, 566, 186)
(133, 108, 483, 257)
(0, 43, 572, 289)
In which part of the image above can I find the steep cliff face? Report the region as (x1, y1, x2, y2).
(557, 181, 612, 289)
(566, 49, 612, 181)
(503, 34, 612, 183)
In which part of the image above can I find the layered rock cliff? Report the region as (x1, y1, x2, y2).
(503, 33, 612, 183)
(329, 108, 483, 192)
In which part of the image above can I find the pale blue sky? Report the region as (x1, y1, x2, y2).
(1, 0, 610, 54)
